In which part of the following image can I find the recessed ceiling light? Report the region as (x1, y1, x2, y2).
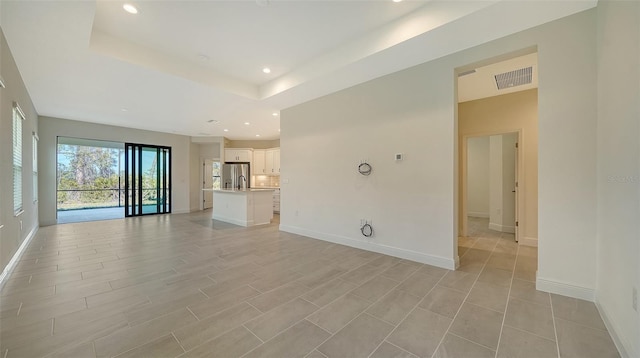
(256, 134, 261, 137)
(223, 129, 229, 132)
(123, 4, 138, 14)
(262, 67, 271, 74)
(121, 108, 128, 112)
(392, 0, 402, 2)
(272, 112, 278, 116)
(244, 122, 250, 125)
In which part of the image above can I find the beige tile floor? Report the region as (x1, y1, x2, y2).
(0, 212, 619, 358)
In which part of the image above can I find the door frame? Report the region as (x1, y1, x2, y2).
(200, 158, 220, 211)
(124, 143, 172, 217)
(460, 129, 523, 242)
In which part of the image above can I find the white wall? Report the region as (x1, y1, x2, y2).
(0, 29, 39, 276)
(489, 135, 504, 230)
(501, 133, 517, 230)
(467, 136, 490, 217)
(595, 0, 640, 356)
(38, 116, 195, 226)
(534, 10, 597, 298)
(281, 57, 457, 268)
(282, 10, 597, 275)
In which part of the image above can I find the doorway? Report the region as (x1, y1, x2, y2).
(124, 143, 172, 217)
(464, 132, 519, 242)
(455, 49, 539, 254)
(202, 159, 221, 210)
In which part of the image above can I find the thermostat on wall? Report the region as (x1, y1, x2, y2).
(395, 153, 403, 161)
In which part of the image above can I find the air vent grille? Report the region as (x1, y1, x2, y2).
(495, 66, 532, 90)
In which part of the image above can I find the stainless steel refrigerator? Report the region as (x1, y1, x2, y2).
(221, 163, 250, 190)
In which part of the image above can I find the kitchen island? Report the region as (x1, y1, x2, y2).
(203, 188, 274, 227)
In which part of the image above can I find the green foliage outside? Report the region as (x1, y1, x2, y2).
(57, 145, 122, 210)
(57, 144, 166, 211)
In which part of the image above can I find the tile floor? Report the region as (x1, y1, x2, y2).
(0, 212, 619, 358)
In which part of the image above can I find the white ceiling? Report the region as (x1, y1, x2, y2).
(1, 0, 594, 140)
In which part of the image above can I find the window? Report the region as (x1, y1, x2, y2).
(13, 102, 25, 215)
(33, 132, 39, 203)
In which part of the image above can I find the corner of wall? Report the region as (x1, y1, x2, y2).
(0, 225, 38, 290)
(536, 275, 595, 302)
(595, 298, 637, 358)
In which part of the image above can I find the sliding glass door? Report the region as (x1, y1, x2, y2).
(124, 143, 171, 217)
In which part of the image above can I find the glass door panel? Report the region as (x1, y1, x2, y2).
(124, 143, 171, 217)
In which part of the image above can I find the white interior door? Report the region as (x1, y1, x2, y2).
(514, 141, 519, 242)
(203, 159, 214, 209)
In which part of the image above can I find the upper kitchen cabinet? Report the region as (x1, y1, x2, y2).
(253, 149, 267, 175)
(265, 148, 280, 175)
(225, 148, 253, 162)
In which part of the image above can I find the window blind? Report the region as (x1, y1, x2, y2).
(33, 132, 39, 202)
(13, 103, 25, 215)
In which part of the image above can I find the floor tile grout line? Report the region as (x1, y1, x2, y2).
(551, 314, 611, 333)
(367, 273, 449, 358)
(549, 293, 562, 358)
(429, 240, 496, 358)
(382, 339, 420, 357)
(244, 300, 266, 314)
(502, 323, 558, 343)
(242, 323, 265, 343)
(493, 241, 519, 358)
(185, 306, 200, 321)
(298, 296, 321, 309)
(303, 267, 421, 358)
(448, 331, 497, 352)
(303, 349, 328, 358)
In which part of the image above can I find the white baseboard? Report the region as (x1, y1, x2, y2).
(536, 276, 595, 301)
(0, 226, 39, 291)
(519, 236, 538, 247)
(172, 209, 192, 214)
(468, 212, 489, 218)
(595, 299, 636, 358)
(279, 225, 456, 270)
(489, 222, 516, 233)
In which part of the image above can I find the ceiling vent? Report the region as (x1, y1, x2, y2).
(494, 66, 532, 90)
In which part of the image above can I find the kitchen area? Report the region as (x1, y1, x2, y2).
(202, 144, 280, 227)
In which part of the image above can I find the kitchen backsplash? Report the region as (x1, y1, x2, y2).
(252, 175, 280, 188)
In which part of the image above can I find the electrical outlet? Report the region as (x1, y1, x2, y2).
(633, 287, 638, 312)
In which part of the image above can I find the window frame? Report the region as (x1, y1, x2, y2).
(33, 131, 39, 203)
(13, 102, 26, 216)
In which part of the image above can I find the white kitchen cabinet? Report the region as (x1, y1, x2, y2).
(273, 188, 280, 213)
(253, 149, 267, 175)
(265, 148, 280, 175)
(225, 149, 252, 163)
